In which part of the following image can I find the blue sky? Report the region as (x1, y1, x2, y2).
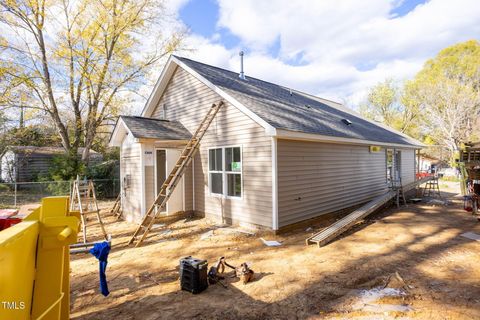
(179, 0, 428, 60)
(168, 0, 479, 106)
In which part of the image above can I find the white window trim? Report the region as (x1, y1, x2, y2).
(207, 145, 243, 200)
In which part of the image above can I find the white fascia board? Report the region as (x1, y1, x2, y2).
(141, 56, 178, 117)
(171, 56, 277, 136)
(109, 118, 133, 147)
(276, 129, 423, 149)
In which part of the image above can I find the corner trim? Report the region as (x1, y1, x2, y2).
(140, 144, 146, 218)
(271, 137, 278, 230)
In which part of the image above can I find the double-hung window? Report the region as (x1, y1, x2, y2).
(208, 146, 242, 198)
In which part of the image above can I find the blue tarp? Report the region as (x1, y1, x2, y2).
(89, 241, 111, 296)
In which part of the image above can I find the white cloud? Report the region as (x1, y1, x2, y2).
(174, 0, 480, 107)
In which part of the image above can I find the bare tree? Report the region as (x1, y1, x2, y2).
(0, 0, 185, 163)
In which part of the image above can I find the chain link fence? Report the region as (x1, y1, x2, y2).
(0, 179, 120, 208)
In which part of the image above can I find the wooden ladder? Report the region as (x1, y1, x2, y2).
(110, 194, 122, 220)
(422, 176, 442, 198)
(70, 176, 109, 243)
(128, 101, 224, 247)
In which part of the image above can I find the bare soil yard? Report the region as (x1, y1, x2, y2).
(70, 182, 480, 319)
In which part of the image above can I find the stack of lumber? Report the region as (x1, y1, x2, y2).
(306, 176, 434, 247)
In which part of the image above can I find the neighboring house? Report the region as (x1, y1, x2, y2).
(418, 154, 440, 173)
(109, 56, 424, 230)
(0, 146, 102, 182)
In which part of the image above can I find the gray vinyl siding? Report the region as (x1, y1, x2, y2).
(151, 67, 272, 227)
(277, 140, 389, 227)
(120, 134, 142, 222)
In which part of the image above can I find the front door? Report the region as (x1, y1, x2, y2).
(154, 148, 184, 214)
(155, 150, 166, 208)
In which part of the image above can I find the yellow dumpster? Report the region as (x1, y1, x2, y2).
(0, 197, 79, 320)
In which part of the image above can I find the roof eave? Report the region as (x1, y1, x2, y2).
(109, 117, 134, 147)
(276, 129, 424, 149)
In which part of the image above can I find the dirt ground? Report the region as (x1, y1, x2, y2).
(70, 181, 480, 319)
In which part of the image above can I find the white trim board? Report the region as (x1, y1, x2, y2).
(271, 137, 278, 230)
(109, 117, 133, 147)
(276, 129, 423, 149)
(140, 144, 146, 218)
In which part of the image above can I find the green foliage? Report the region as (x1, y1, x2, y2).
(440, 176, 461, 182)
(409, 40, 480, 160)
(0, 125, 62, 156)
(362, 40, 480, 162)
(359, 79, 421, 139)
(34, 152, 85, 195)
(0, 0, 186, 161)
(48, 152, 86, 181)
(86, 160, 119, 180)
(0, 183, 10, 192)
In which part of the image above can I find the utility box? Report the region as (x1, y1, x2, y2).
(179, 256, 208, 294)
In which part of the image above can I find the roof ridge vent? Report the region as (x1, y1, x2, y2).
(239, 51, 246, 80)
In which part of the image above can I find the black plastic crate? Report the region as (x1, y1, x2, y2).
(179, 256, 208, 294)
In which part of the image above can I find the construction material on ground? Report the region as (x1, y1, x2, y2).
(0, 197, 79, 320)
(110, 194, 122, 219)
(351, 287, 412, 313)
(200, 230, 214, 240)
(260, 238, 282, 246)
(179, 256, 209, 294)
(128, 101, 224, 247)
(69, 235, 112, 254)
(306, 191, 396, 247)
(70, 176, 108, 243)
(207, 257, 235, 287)
(460, 232, 480, 242)
(306, 177, 434, 247)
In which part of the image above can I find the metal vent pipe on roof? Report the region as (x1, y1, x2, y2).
(239, 51, 246, 80)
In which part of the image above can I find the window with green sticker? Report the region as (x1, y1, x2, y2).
(208, 146, 242, 198)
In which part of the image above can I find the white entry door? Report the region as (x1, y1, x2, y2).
(155, 148, 184, 214)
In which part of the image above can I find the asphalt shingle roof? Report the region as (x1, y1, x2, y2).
(176, 56, 420, 147)
(121, 116, 191, 140)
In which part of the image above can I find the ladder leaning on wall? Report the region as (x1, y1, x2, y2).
(128, 101, 224, 247)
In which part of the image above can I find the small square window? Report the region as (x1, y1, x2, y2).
(208, 146, 242, 198)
